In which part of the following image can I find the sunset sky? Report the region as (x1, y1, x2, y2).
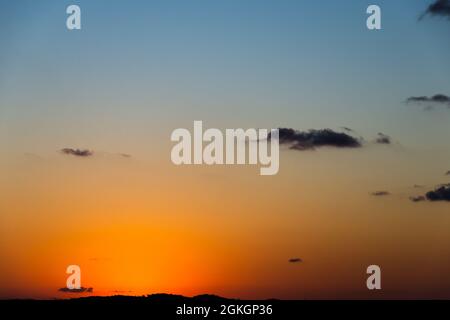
(1, 0, 450, 299)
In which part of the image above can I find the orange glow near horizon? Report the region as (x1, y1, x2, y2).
(1, 148, 450, 299)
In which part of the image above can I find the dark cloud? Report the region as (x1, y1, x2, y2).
(375, 133, 391, 145)
(421, 0, 450, 19)
(426, 185, 450, 201)
(272, 128, 362, 151)
(410, 196, 426, 202)
(406, 94, 450, 106)
(341, 126, 354, 132)
(446, 171, 450, 176)
(58, 287, 93, 293)
(61, 148, 93, 157)
(288, 258, 303, 263)
(371, 191, 390, 196)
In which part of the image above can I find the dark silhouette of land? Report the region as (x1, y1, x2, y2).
(1, 293, 278, 318)
(4, 293, 241, 303)
(1, 293, 448, 319)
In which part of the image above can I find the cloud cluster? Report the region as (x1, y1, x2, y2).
(58, 287, 93, 293)
(61, 148, 93, 157)
(421, 0, 450, 19)
(426, 185, 450, 201)
(375, 133, 391, 145)
(274, 128, 362, 151)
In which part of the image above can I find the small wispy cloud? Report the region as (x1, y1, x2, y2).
(371, 191, 390, 197)
(375, 133, 391, 145)
(112, 290, 133, 294)
(340, 126, 354, 133)
(119, 153, 132, 158)
(409, 196, 426, 203)
(61, 148, 93, 157)
(58, 287, 93, 293)
(288, 258, 303, 263)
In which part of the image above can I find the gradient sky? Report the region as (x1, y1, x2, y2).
(1, 0, 450, 299)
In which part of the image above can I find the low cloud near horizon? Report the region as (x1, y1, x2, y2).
(58, 287, 93, 293)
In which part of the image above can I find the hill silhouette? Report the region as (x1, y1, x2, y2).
(64, 292, 237, 303)
(2, 293, 283, 318)
(1, 294, 444, 319)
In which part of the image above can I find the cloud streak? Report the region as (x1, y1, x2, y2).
(58, 287, 93, 293)
(371, 191, 390, 197)
(406, 94, 450, 106)
(61, 148, 93, 157)
(273, 128, 362, 151)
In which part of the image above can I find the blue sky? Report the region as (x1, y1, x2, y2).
(0, 0, 449, 153)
